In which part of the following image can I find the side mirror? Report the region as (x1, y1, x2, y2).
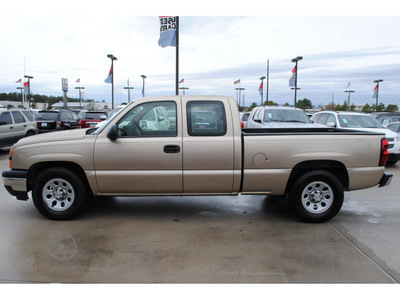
(107, 124, 118, 140)
(100, 115, 107, 121)
(254, 119, 262, 123)
(326, 122, 336, 128)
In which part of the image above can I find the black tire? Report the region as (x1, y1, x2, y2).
(289, 170, 344, 223)
(32, 168, 87, 220)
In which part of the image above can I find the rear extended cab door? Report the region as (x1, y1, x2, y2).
(181, 96, 241, 194)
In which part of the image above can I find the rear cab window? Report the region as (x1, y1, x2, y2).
(186, 101, 227, 136)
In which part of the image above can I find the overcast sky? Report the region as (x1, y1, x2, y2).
(1, 1, 400, 107)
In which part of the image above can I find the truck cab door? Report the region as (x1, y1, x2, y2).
(93, 99, 183, 195)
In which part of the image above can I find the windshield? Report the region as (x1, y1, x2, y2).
(263, 109, 311, 123)
(35, 112, 58, 121)
(338, 115, 384, 128)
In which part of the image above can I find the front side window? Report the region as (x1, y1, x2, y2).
(187, 101, 227, 136)
(117, 101, 176, 137)
(0, 112, 12, 125)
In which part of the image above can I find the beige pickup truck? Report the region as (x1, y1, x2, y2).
(2, 96, 393, 222)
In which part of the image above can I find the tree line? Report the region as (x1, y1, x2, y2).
(243, 98, 399, 113)
(0, 92, 97, 109)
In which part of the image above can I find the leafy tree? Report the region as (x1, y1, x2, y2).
(247, 102, 257, 111)
(335, 101, 349, 111)
(264, 100, 278, 106)
(362, 103, 373, 113)
(296, 98, 313, 110)
(376, 102, 385, 112)
(386, 104, 399, 112)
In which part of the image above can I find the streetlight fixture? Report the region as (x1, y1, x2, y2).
(107, 54, 117, 109)
(344, 90, 355, 110)
(24, 75, 34, 108)
(260, 76, 266, 106)
(235, 87, 245, 108)
(75, 86, 85, 109)
(373, 79, 383, 111)
(141, 75, 147, 97)
(291, 56, 303, 107)
(179, 87, 189, 95)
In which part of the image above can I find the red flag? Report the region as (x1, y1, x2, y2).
(292, 65, 297, 75)
(258, 81, 263, 95)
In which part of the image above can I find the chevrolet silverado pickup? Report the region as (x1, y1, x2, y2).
(2, 96, 393, 222)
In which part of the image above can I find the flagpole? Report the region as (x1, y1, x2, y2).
(266, 59, 269, 105)
(175, 16, 179, 96)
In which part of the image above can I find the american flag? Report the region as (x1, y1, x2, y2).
(234, 79, 240, 85)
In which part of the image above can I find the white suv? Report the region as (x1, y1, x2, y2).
(0, 108, 38, 148)
(247, 106, 324, 128)
(313, 111, 400, 164)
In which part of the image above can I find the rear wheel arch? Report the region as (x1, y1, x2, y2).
(285, 160, 349, 194)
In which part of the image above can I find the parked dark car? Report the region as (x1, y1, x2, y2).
(78, 111, 108, 128)
(35, 110, 80, 133)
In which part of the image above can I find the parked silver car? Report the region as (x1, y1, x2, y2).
(0, 108, 37, 148)
(247, 106, 322, 128)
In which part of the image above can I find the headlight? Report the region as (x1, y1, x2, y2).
(396, 133, 400, 142)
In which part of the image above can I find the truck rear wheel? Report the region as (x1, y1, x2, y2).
(289, 170, 344, 223)
(32, 168, 87, 220)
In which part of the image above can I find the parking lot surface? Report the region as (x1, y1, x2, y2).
(0, 149, 399, 283)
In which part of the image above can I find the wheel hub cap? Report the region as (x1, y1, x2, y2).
(54, 187, 67, 200)
(42, 178, 75, 212)
(301, 181, 333, 214)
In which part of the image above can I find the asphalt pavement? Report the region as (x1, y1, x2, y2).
(0, 148, 399, 283)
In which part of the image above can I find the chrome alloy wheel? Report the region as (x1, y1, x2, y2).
(301, 181, 333, 214)
(42, 178, 75, 211)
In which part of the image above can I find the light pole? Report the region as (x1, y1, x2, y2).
(373, 79, 383, 111)
(235, 87, 245, 108)
(141, 75, 147, 97)
(260, 76, 266, 106)
(16, 87, 24, 108)
(344, 90, 354, 110)
(124, 85, 134, 103)
(75, 86, 85, 109)
(24, 75, 33, 108)
(107, 54, 117, 109)
(179, 87, 189, 95)
(291, 56, 303, 107)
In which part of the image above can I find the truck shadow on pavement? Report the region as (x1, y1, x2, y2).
(83, 195, 295, 222)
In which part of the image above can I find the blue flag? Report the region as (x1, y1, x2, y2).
(158, 16, 177, 48)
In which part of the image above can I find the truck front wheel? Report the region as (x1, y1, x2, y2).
(32, 168, 87, 220)
(289, 170, 344, 223)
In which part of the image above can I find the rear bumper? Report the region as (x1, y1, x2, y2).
(379, 172, 393, 187)
(2, 169, 29, 200)
(388, 153, 400, 162)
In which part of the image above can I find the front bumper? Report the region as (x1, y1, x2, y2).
(379, 172, 393, 187)
(2, 169, 29, 200)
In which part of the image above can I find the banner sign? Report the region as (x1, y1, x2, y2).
(62, 78, 68, 92)
(158, 16, 177, 48)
